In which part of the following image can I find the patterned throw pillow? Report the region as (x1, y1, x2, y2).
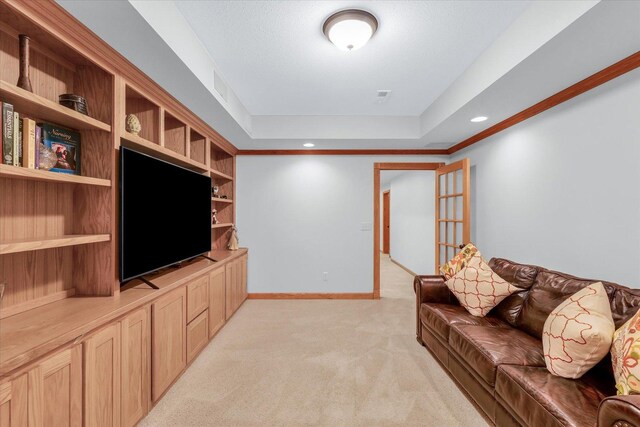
(445, 252, 518, 317)
(440, 243, 479, 279)
(612, 308, 640, 394)
(542, 282, 614, 379)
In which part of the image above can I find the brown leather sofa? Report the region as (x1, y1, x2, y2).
(414, 258, 640, 427)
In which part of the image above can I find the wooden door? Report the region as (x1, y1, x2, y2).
(382, 191, 390, 254)
(209, 267, 226, 337)
(186, 275, 209, 323)
(435, 159, 471, 273)
(225, 260, 235, 320)
(121, 307, 150, 427)
(27, 344, 82, 427)
(0, 375, 27, 426)
(186, 310, 209, 363)
(240, 255, 248, 302)
(152, 287, 186, 402)
(84, 323, 121, 427)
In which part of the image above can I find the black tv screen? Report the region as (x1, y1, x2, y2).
(120, 147, 211, 282)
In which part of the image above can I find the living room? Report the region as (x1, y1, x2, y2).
(0, 0, 639, 426)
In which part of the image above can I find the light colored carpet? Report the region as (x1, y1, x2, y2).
(140, 255, 486, 426)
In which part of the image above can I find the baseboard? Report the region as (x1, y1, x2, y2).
(247, 292, 375, 300)
(389, 257, 417, 276)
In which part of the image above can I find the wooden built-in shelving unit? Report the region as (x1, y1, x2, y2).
(0, 234, 111, 255)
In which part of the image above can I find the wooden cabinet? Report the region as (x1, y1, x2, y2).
(186, 310, 209, 363)
(187, 275, 209, 322)
(151, 287, 186, 402)
(208, 267, 226, 338)
(27, 345, 82, 427)
(225, 255, 248, 319)
(240, 254, 248, 303)
(120, 307, 150, 427)
(84, 323, 121, 427)
(0, 375, 27, 426)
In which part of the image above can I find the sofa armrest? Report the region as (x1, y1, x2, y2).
(598, 395, 640, 427)
(414, 275, 457, 343)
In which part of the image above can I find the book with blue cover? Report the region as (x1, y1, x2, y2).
(40, 123, 81, 175)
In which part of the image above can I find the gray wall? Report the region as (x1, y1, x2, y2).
(452, 68, 640, 287)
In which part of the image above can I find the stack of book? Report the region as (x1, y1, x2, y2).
(2, 101, 81, 175)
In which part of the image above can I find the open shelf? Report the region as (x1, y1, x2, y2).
(0, 164, 111, 186)
(122, 132, 208, 172)
(211, 223, 233, 229)
(0, 234, 110, 255)
(210, 168, 233, 181)
(164, 111, 187, 156)
(125, 85, 160, 143)
(189, 129, 206, 164)
(212, 197, 233, 204)
(0, 81, 111, 132)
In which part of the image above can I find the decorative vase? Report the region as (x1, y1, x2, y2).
(17, 34, 33, 92)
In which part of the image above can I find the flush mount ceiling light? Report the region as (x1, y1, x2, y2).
(323, 9, 378, 52)
(470, 116, 488, 123)
(303, 142, 315, 148)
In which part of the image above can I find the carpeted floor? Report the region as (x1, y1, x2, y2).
(140, 255, 486, 426)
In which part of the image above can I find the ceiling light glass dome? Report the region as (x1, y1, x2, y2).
(323, 9, 378, 52)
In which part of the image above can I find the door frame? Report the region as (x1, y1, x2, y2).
(373, 162, 444, 299)
(382, 190, 390, 254)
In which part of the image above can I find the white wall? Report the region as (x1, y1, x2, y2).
(452, 68, 640, 287)
(236, 155, 446, 293)
(388, 172, 435, 275)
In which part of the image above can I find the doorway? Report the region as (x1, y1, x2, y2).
(382, 190, 390, 254)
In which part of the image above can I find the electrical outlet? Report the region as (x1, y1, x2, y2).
(322, 272, 328, 282)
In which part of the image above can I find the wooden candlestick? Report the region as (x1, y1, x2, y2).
(17, 34, 33, 92)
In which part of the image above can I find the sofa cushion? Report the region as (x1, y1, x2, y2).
(488, 258, 539, 326)
(448, 325, 545, 387)
(612, 307, 640, 395)
(518, 269, 616, 339)
(420, 303, 508, 341)
(440, 242, 478, 279)
(496, 364, 614, 427)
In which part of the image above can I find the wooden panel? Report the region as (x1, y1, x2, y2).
(125, 85, 159, 144)
(186, 275, 209, 323)
(241, 254, 247, 302)
(208, 267, 226, 338)
(210, 147, 233, 178)
(163, 112, 186, 156)
(84, 323, 121, 427)
(382, 191, 390, 254)
(120, 307, 149, 427)
(0, 375, 27, 427)
(0, 234, 110, 255)
(0, 164, 111, 186)
(27, 344, 82, 427)
(186, 310, 208, 364)
(120, 132, 208, 172)
(189, 129, 206, 165)
(151, 287, 186, 402)
(225, 260, 235, 320)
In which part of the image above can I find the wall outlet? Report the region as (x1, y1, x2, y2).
(322, 272, 328, 282)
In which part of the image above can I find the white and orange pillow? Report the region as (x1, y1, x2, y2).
(542, 282, 614, 379)
(445, 252, 518, 317)
(612, 308, 640, 394)
(440, 243, 478, 280)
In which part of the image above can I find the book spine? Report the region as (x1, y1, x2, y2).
(22, 118, 36, 169)
(2, 103, 14, 165)
(35, 125, 41, 169)
(12, 112, 20, 166)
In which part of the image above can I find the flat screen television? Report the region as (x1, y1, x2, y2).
(120, 147, 211, 282)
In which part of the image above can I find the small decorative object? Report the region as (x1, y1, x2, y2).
(38, 144, 58, 170)
(125, 114, 142, 135)
(211, 209, 219, 225)
(220, 195, 228, 199)
(17, 34, 33, 92)
(212, 185, 219, 198)
(227, 226, 239, 251)
(41, 123, 81, 175)
(59, 94, 89, 115)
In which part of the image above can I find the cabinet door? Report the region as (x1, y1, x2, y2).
(225, 261, 234, 320)
(187, 275, 209, 323)
(209, 267, 226, 338)
(152, 287, 186, 402)
(0, 375, 27, 427)
(27, 344, 82, 427)
(240, 255, 248, 302)
(121, 307, 150, 427)
(186, 310, 209, 363)
(84, 323, 121, 427)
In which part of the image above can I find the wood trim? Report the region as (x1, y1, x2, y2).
(447, 50, 640, 154)
(247, 293, 374, 300)
(0, 289, 76, 320)
(389, 257, 417, 277)
(237, 149, 449, 156)
(373, 162, 444, 297)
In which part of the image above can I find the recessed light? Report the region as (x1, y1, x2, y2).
(323, 9, 378, 51)
(470, 116, 488, 123)
(303, 143, 315, 148)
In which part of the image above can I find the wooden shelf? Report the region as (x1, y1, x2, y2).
(0, 164, 111, 187)
(0, 234, 111, 255)
(210, 169, 233, 181)
(211, 223, 233, 229)
(121, 132, 208, 172)
(0, 81, 111, 132)
(211, 198, 233, 204)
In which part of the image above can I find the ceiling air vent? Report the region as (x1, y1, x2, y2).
(213, 70, 228, 102)
(375, 90, 391, 103)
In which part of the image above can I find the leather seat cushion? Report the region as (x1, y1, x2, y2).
(496, 364, 615, 427)
(449, 325, 545, 387)
(420, 303, 508, 341)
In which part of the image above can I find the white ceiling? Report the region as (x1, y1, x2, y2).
(174, 1, 530, 117)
